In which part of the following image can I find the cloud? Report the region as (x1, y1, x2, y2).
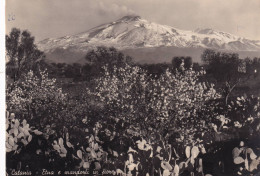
(96, 1, 136, 17)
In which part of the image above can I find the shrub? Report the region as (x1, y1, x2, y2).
(6, 70, 67, 136)
(89, 63, 221, 145)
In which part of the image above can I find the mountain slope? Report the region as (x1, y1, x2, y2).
(37, 15, 260, 63)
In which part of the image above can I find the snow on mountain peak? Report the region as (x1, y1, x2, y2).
(37, 15, 260, 53)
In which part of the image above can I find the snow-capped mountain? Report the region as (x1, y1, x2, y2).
(37, 15, 260, 63)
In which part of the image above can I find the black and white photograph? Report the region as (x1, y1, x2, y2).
(4, 0, 260, 175)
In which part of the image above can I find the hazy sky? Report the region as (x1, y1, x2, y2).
(5, 0, 260, 41)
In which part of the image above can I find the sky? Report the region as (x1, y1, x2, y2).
(5, 0, 260, 42)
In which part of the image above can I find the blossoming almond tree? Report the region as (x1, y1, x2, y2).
(148, 66, 221, 144)
(7, 70, 66, 134)
(89, 62, 221, 145)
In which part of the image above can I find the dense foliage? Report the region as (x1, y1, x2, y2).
(5, 29, 260, 175)
(6, 62, 260, 175)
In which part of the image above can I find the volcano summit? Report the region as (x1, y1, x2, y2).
(37, 15, 260, 63)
